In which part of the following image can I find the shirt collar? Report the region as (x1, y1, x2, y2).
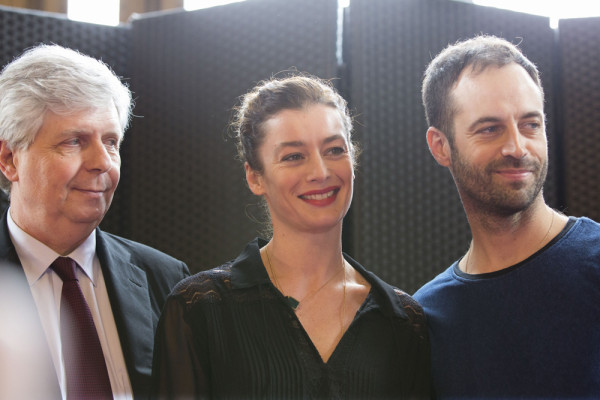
(230, 237, 409, 321)
(7, 208, 97, 286)
(343, 252, 410, 320)
(230, 237, 271, 288)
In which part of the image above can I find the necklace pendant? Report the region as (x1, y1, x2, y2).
(286, 296, 300, 310)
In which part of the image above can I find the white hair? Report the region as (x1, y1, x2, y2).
(0, 44, 133, 191)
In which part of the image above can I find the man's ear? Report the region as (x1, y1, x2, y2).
(245, 162, 265, 196)
(0, 141, 18, 183)
(426, 127, 452, 167)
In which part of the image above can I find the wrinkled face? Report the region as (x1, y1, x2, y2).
(8, 106, 122, 237)
(448, 63, 547, 216)
(246, 104, 354, 234)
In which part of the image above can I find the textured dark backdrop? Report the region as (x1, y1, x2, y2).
(559, 17, 600, 222)
(0, 1, 598, 293)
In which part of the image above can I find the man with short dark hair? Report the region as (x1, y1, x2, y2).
(414, 35, 600, 398)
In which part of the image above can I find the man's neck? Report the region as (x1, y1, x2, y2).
(461, 199, 566, 274)
(9, 207, 96, 256)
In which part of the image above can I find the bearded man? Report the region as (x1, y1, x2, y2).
(414, 35, 600, 399)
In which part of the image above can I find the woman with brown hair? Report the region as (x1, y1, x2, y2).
(152, 75, 431, 399)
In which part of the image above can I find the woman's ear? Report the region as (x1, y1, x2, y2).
(245, 162, 265, 196)
(426, 127, 452, 167)
(0, 141, 18, 183)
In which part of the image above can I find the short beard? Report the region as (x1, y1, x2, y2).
(450, 145, 548, 217)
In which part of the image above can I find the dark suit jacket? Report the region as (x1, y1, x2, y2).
(0, 211, 190, 399)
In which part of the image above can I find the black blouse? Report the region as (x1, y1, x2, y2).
(152, 238, 431, 399)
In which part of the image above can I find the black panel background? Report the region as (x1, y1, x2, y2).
(1, 2, 597, 294)
(348, 0, 558, 293)
(128, 0, 339, 272)
(559, 17, 600, 221)
(0, 5, 131, 234)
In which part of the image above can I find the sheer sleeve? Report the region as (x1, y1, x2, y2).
(151, 294, 210, 400)
(393, 288, 433, 399)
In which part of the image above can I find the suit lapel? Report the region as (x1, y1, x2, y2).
(0, 211, 21, 265)
(95, 229, 154, 392)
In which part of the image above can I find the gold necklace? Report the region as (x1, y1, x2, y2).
(465, 211, 555, 274)
(264, 245, 345, 311)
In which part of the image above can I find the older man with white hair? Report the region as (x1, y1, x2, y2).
(0, 44, 189, 400)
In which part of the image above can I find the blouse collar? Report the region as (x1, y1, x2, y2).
(230, 238, 409, 321)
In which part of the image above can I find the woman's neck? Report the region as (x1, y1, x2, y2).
(261, 224, 345, 299)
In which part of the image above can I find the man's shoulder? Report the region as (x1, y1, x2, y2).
(413, 263, 457, 303)
(96, 229, 186, 268)
(571, 216, 600, 235)
(552, 216, 600, 253)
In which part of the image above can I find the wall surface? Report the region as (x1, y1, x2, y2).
(0, 1, 598, 293)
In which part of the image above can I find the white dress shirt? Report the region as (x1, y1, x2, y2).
(7, 209, 133, 400)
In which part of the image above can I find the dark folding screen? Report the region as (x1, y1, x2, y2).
(0, 5, 131, 232)
(128, 0, 339, 271)
(348, 0, 557, 293)
(0, 2, 598, 291)
(559, 17, 600, 222)
(0, 7, 129, 70)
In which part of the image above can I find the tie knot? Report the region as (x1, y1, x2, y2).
(51, 257, 78, 282)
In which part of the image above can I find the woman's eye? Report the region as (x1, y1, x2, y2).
(282, 153, 303, 162)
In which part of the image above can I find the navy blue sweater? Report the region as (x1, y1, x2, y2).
(415, 217, 600, 399)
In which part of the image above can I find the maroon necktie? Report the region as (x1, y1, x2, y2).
(51, 257, 113, 399)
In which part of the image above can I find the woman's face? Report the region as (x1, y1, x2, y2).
(246, 104, 354, 235)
